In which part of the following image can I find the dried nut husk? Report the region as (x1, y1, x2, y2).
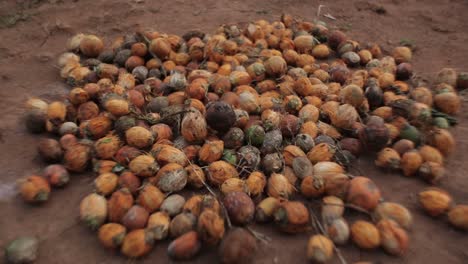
(116, 172, 141, 195)
(338, 138, 362, 157)
(181, 109, 208, 143)
(64, 143, 91, 172)
(86, 116, 113, 139)
(346, 176, 381, 211)
(267, 173, 294, 199)
(299, 104, 320, 123)
(326, 217, 350, 245)
(183, 195, 202, 216)
(255, 197, 281, 223)
(312, 44, 330, 59)
(129, 155, 159, 177)
(261, 109, 281, 132)
(322, 196, 345, 222)
(199, 140, 224, 163)
(264, 56, 287, 77)
(58, 51, 80, 67)
(47, 101, 67, 125)
(262, 152, 283, 175)
(377, 219, 409, 256)
(59, 122, 78, 136)
(43, 164, 70, 188)
(60, 134, 78, 150)
(392, 46, 412, 64)
(261, 129, 283, 154)
(147, 211, 171, 240)
(294, 133, 315, 153)
(197, 209, 225, 245)
(170, 212, 197, 238)
(307, 143, 336, 164)
(222, 127, 245, 149)
(98, 223, 127, 249)
(410, 86, 433, 106)
(340, 84, 364, 107)
(324, 173, 350, 199)
(428, 129, 455, 156)
(185, 164, 205, 189)
(221, 178, 249, 195)
(224, 191, 255, 225)
(294, 34, 316, 54)
(94, 135, 121, 160)
(314, 162, 345, 179)
(245, 171, 266, 197)
(280, 114, 300, 138)
(419, 161, 445, 184)
(207, 160, 239, 187)
(155, 163, 188, 193)
(161, 194, 186, 217)
(400, 150, 423, 177)
(151, 144, 188, 167)
(114, 146, 141, 166)
(434, 92, 461, 114)
(436, 68, 458, 87)
(301, 175, 325, 198)
(206, 101, 237, 133)
(317, 122, 342, 140)
(37, 138, 63, 163)
(300, 121, 318, 138)
(94, 172, 118, 196)
(418, 187, 453, 216)
(457, 72, 468, 90)
(448, 205, 468, 230)
(108, 188, 134, 222)
(392, 139, 415, 156)
(92, 160, 118, 175)
(79, 34, 104, 57)
(150, 38, 172, 59)
(274, 201, 310, 233)
(121, 229, 154, 258)
(245, 125, 266, 146)
(282, 166, 298, 187)
(126, 126, 154, 149)
(25, 108, 47, 134)
(419, 145, 444, 165)
(79, 193, 107, 230)
(104, 96, 130, 117)
(328, 30, 347, 49)
(168, 231, 201, 260)
(283, 145, 307, 166)
(359, 116, 390, 151)
(19, 175, 51, 204)
(5, 236, 39, 264)
(137, 185, 165, 213)
(292, 156, 314, 180)
(306, 234, 334, 263)
(375, 148, 401, 170)
(351, 220, 381, 249)
(373, 202, 413, 230)
(330, 104, 358, 129)
(219, 227, 257, 264)
(122, 205, 150, 230)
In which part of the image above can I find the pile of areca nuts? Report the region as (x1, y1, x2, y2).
(11, 14, 468, 264)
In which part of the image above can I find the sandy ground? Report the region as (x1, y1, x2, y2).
(0, 0, 468, 263)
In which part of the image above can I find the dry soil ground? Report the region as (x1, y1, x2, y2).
(0, 0, 468, 263)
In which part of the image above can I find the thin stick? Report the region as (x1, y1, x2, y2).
(187, 156, 232, 229)
(246, 226, 271, 244)
(201, 180, 232, 229)
(309, 206, 348, 264)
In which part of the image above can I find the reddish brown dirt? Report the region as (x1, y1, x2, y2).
(1, 0, 468, 263)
